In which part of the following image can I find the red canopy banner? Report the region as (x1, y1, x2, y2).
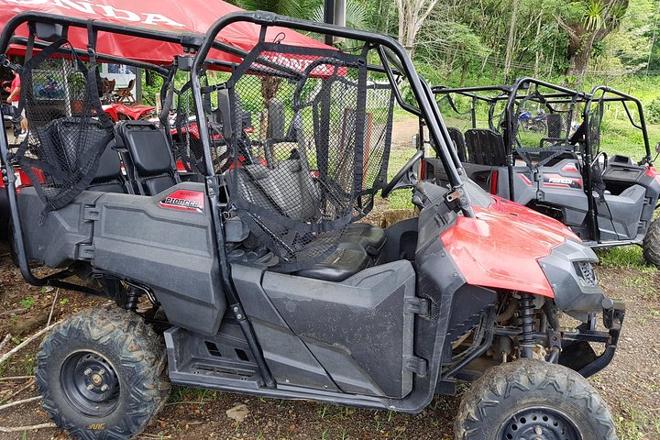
(0, 0, 331, 65)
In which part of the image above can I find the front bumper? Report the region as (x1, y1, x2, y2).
(558, 302, 625, 378)
(539, 240, 610, 320)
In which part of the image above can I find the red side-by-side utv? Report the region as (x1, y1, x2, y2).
(0, 11, 625, 440)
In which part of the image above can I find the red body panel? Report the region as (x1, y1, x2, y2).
(645, 166, 660, 185)
(103, 103, 155, 122)
(0, 167, 45, 190)
(441, 196, 579, 297)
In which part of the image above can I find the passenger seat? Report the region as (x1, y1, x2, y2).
(115, 120, 180, 195)
(234, 160, 385, 281)
(295, 243, 370, 282)
(88, 140, 129, 193)
(464, 129, 506, 166)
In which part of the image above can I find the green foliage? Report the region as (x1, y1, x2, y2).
(648, 99, 660, 125)
(20, 296, 34, 310)
(141, 70, 164, 106)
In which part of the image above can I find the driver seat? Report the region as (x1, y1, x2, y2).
(235, 160, 386, 281)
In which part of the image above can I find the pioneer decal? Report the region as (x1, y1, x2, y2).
(542, 173, 583, 189)
(158, 190, 205, 213)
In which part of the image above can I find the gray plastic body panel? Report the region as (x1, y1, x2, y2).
(596, 185, 646, 240)
(18, 183, 226, 335)
(91, 183, 225, 335)
(261, 260, 417, 399)
(17, 187, 100, 267)
(539, 240, 606, 321)
(231, 264, 339, 392)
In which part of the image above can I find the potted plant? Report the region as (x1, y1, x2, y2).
(68, 72, 86, 114)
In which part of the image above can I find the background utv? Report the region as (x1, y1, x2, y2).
(1, 11, 624, 440)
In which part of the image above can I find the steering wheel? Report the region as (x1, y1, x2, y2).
(381, 150, 424, 198)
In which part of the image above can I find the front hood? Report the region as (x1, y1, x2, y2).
(441, 196, 581, 297)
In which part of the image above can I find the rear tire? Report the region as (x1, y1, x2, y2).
(643, 217, 660, 267)
(36, 305, 170, 439)
(454, 359, 616, 440)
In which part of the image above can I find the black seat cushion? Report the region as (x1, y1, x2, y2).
(295, 243, 370, 282)
(144, 175, 178, 195)
(118, 121, 174, 175)
(464, 129, 506, 166)
(342, 223, 386, 256)
(88, 140, 125, 193)
(447, 127, 467, 162)
(116, 120, 178, 195)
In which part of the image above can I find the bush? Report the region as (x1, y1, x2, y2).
(648, 98, 660, 124)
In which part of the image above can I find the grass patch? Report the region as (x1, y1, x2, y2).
(597, 246, 657, 272)
(614, 402, 660, 440)
(383, 146, 416, 210)
(168, 386, 220, 404)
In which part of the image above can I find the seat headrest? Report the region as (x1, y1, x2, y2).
(93, 140, 122, 182)
(117, 121, 173, 175)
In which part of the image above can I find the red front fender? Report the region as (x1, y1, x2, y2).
(441, 196, 580, 298)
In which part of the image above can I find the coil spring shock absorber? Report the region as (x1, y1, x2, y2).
(519, 294, 535, 358)
(125, 287, 140, 311)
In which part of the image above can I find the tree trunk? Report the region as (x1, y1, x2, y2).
(533, 14, 542, 77)
(503, 0, 520, 82)
(460, 60, 469, 85)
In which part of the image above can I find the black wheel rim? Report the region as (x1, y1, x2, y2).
(501, 407, 580, 440)
(60, 350, 120, 417)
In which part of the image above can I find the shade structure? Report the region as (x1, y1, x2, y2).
(0, 0, 331, 64)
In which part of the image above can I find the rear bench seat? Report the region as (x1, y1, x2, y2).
(235, 160, 385, 282)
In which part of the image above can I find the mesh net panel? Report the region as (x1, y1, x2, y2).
(11, 39, 113, 214)
(203, 43, 393, 271)
(170, 79, 207, 174)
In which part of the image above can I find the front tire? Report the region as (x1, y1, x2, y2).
(36, 306, 170, 439)
(643, 217, 660, 267)
(454, 359, 616, 440)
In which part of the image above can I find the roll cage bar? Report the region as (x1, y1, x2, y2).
(0, 11, 475, 295)
(584, 85, 652, 165)
(189, 11, 472, 218)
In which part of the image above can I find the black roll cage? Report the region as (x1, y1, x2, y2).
(0, 11, 477, 404)
(189, 11, 472, 215)
(0, 12, 202, 293)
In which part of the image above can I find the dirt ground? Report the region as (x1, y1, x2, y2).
(0, 238, 659, 440)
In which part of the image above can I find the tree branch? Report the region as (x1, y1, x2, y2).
(0, 423, 56, 433)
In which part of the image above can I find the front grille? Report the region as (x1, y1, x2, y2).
(574, 261, 597, 287)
